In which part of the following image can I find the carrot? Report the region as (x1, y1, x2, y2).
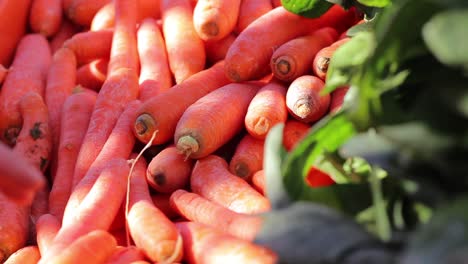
(224, 5, 359, 82)
(49, 18, 81, 54)
(204, 33, 236, 65)
(244, 79, 288, 139)
(176, 221, 278, 264)
(0, 34, 51, 146)
(137, 18, 173, 101)
(45, 230, 118, 264)
(127, 155, 183, 263)
(306, 166, 335, 187)
(286, 75, 330, 123)
(150, 193, 180, 220)
(133, 61, 231, 145)
(170, 189, 263, 241)
(0, 64, 8, 84)
(191, 155, 271, 214)
(229, 134, 264, 181)
(4, 246, 40, 264)
(271, 0, 282, 8)
(146, 145, 194, 193)
(76, 58, 108, 91)
(105, 246, 146, 264)
(66, 0, 111, 26)
(282, 118, 311, 151)
(30, 186, 49, 224)
(251, 169, 266, 195)
(329, 86, 349, 114)
(49, 91, 97, 221)
(29, 0, 62, 37)
(0, 0, 31, 66)
(175, 82, 260, 159)
(161, 0, 206, 84)
(63, 29, 113, 66)
(193, 0, 241, 41)
(270, 27, 338, 82)
(312, 37, 351, 80)
(235, 0, 273, 34)
(35, 213, 60, 256)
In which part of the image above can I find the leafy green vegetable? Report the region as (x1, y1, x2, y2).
(280, 0, 333, 18)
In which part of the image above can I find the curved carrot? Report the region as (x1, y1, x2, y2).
(35, 213, 61, 256)
(191, 155, 271, 214)
(63, 29, 113, 66)
(282, 118, 311, 151)
(76, 58, 108, 91)
(105, 246, 146, 264)
(251, 169, 266, 195)
(4, 246, 40, 264)
(235, 0, 272, 34)
(133, 61, 231, 145)
(49, 18, 81, 54)
(175, 82, 260, 159)
(204, 33, 236, 65)
(66, 0, 111, 26)
(270, 27, 338, 82)
(161, 0, 206, 83)
(312, 37, 351, 80)
(29, 0, 62, 36)
(193, 0, 241, 41)
(229, 134, 264, 181)
(329, 86, 350, 114)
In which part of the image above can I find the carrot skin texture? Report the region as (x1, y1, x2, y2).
(229, 134, 264, 181)
(282, 119, 310, 151)
(35, 213, 61, 256)
(105, 246, 146, 264)
(76, 58, 108, 91)
(235, 0, 273, 34)
(193, 0, 241, 41)
(29, 0, 62, 37)
(63, 29, 113, 66)
(66, 0, 111, 26)
(4, 245, 40, 264)
(251, 169, 266, 195)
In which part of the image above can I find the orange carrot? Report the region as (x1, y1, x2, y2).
(282, 118, 311, 151)
(224, 5, 359, 82)
(270, 27, 338, 82)
(63, 29, 113, 66)
(127, 155, 183, 263)
(4, 246, 40, 264)
(193, 0, 241, 41)
(76, 58, 108, 91)
(244, 79, 288, 139)
(191, 155, 271, 214)
(29, 0, 62, 36)
(0, 0, 31, 66)
(105, 246, 146, 264)
(175, 82, 260, 159)
(161, 0, 206, 83)
(0, 34, 51, 146)
(176, 221, 278, 264)
(150, 193, 180, 220)
(312, 37, 351, 80)
(329, 86, 349, 114)
(306, 166, 335, 187)
(271, 0, 282, 8)
(0, 64, 7, 84)
(170, 189, 263, 241)
(35, 213, 60, 256)
(204, 33, 236, 65)
(229, 134, 264, 181)
(251, 169, 266, 195)
(235, 0, 273, 34)
(146, 145, 194, 193)
(66, 0, 111, 26)
(133, 61, 231, 145)
(286, 75, 330, 123)
(49, 91, 97, 221)
(49, 18, 81, 54)
(137, 18, 173, 101)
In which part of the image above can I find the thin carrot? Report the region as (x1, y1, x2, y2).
(251, 169, 266, 195)
(150, 193, 180, 220)
(4, 246, 40, 264)
(235, 0, 273, 34)
(105, 246, 146, 264)
(146, 145, 194, 193)
(161, 0, 206, 83)
(229, 134, 264, 181)
(193, 0, 241, 41)
(286, 75, 330, 123)
(35, 213, 61, 256)
(133, 61, 231, 145)
(49, 91, 97, 221)
(312, 37, 351, 80)
(29, 0, 62, 37)
(0, 34, 51, 146)
(76, 58, 108, 91)
(170, 189, 263, 241)
(66, 0, 111, 26)
(204, 33, 236, 65)
(191, 155, 271, 214)
(176, 221, 278, 264)
(175, 82, 260, 159)
(127, 154, 183, 263)
(270, 27, 339, 82)
(224, 5, 359, 82)
(137, 18, 173, 101)
(329, 86, 350, 114)
(63, 29, 113, 66)
(49, 18, 81, 54)
(244, 79, 288, 139)
(282, 118, 311, 151)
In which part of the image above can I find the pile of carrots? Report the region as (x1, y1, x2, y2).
(0, 0, 362, 263)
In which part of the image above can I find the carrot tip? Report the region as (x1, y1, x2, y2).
(201, 21, 219, 38)
(134, 113, 156, 137)
(274, 56, 294, 78)
(317, 57, 331, 72)
(295, 100, 315, 119)
(153, 172, 166, 186)
(176, 135, 199, 159)
(234, 162, 250, 179)
(253, 117, 271, 136)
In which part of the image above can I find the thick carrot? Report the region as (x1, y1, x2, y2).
(224, 5, 359, 82)
(251, 169, 266, 195)
(29, 0, 62, 37)
(63, 29, 113, 66)
(133, 61, 231, 145)
(49, 18, 81, 54)
(175, 82, 260, 159)
(0, 0, 31, 66)
(170, 189, 262, 241)
(270, 27, 338, 82)
(204, 33, 236, 65)
(176, 221, 278, 264)
(229, 134, 264, 181)
(0, 64, 7, 84)
(235, 0, 273, 34)
(137, 18, 173, 101)
(35, 213, 60, 256)
(193, 0, 241, 41)
(191, 155, 271, 214)
(49, 91, 97, 221)
(4, 246, 40, 264)
(66, 0, 111, 26)
(286, 75, 330, 123)
(105, 246, 146, 264)
(150, 193, 180, 220)
(127, 155, 183, 263)
(312, 37, 350, 80)
(282, 118, 311, 151)
(329, 86, 349, 114)
(76, 58, 108, 91)
(244, 79, 288, 139)
(161, 0, 206, 84)
(0, 34, 51, 146)
(146, 145, 194, 193)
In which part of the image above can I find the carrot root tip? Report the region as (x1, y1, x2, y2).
(153, 172, 166, 186)
(253, 117, 270, 136)
(317, 57, 331, 72)
(234, 162, 250, 179)
(201, 21, 219, 38)
(134, 113, 156, 137)
(176, 135, 199, 159)
(274, 56, 293, 78)
(295, 100, 314, 119)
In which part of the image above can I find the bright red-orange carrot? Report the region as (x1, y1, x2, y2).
(224, 5, 359, 82)
(127, 155, 183, 263)
(133, 61, 231, 145)
(29, 0, 62, 36)
(175, 82, 260, 159)
(161, 0, 206, 83)
(150, 193, 180, 220)
(0, 34, 51, 146)
(4, 246, 40, 264)
(35, 213, 60, 256)
(49, 91, 97, 221)
(66, 0, 111, 26)
(282, 118, 311, 151)
(229, 134, 264, 181)
(176, 221, 278, 264)
(244, 79, 288, 139)
(271, 0, 282, 8)
(235, 0, 272, 33)
(193, 0, 241, 41)
(191, 155, 271, 214)
(49, 18, 81, 54)
(170, 190, 263, 241)
(0, 0, 31, 66)
(0, 64, 7, 84)
(105, 246, 146, 264)
(63, 29, 113, 66)
(329, 86, 349, 114)
(251, 169, 266, 195)
(312, 37, 351, 80)
(137, 18, 173, 101)
(204, 33, 236, 65)
(271, 27, 338, 82)
(286, 75, 330, 123)
(76, 58, 108, 91)
(306, 166, 335, 187)
(146, 145, 194, 193)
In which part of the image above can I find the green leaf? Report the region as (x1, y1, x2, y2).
(346, 20, 375, 37)
(281, 0, 334, 18)
(356, 0, 391, 7)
